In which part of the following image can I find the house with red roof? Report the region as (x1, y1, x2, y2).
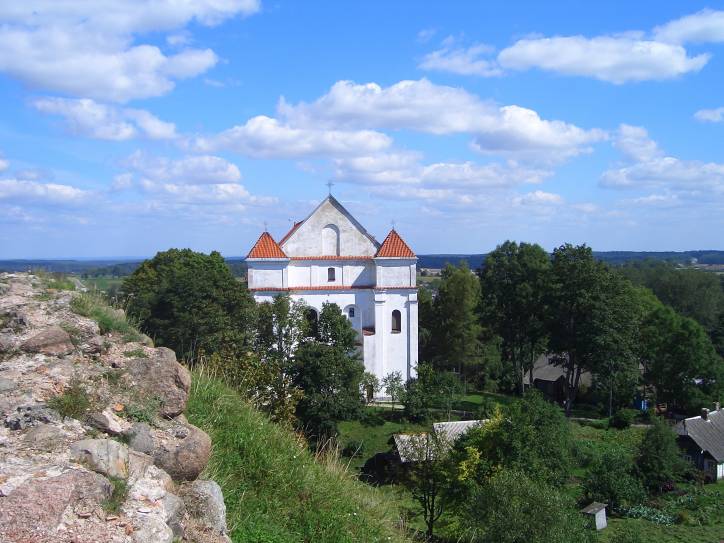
(246, 195, 418, 386)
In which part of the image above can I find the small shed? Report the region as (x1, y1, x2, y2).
(580, 502, 607, 530)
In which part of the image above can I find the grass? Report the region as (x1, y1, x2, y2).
(47, 377, 92, 420)
(102, 477, 128, 514)
(186, 368, 410, 543)
(36, 271, 76, 291)
(338, 414, 429, 470)
(122, 348, 147, 358)
(121, 396, 161, 424)
(70, 292, 142, 342)
(84, 276, 124, 293)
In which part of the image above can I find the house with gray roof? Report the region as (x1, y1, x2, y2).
(675, 404, 724, 481)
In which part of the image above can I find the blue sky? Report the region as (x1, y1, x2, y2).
(1, 1, 724, 258)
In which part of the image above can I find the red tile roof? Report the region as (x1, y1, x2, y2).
(247, 232, 287, 258)
(375, 229, 415, 258)
(279, 221, 303, 245)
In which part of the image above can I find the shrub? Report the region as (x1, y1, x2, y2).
(122, 396, 161, 424)
(636, 417, 687, 493)
(359, 410, 385, 427)
(583, 447, 646, 510)
(619, 504, 675, 525)
(610, 408, 638, 429)
(47, 378, 92, 420)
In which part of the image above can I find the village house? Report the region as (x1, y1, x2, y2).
(245, 194, 418, 386)
(675, 403, 724, 481)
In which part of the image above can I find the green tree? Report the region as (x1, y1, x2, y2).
(121, 249, 256, 360)
(583, 446, 645, 509)
(460, 469, 593, 543)
(255, 294, 308, 366)
(360, 372, 379, 404)
(381, 371, 404, 411)
(292, 303, 365, 440)
(418, 286, 436, 363)
(480, 241, 551, 394)
(547, 244, 640, 415)
(639, 303, 723, 413)
(455, 392, 573, 486)
(432, 263, 484, 378)
(398, 431, 455, 539)
(636, 417, 687, 493)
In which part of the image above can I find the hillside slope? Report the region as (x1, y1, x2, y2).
(187, 370, 410, 543)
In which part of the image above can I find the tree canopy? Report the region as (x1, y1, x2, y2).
(121, 248, 256, 360)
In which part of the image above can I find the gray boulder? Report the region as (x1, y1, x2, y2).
(0, 377, 16, 393)
(126, 422, 154, 455)
(124, 347, 191, 418)
(22, 423, 66, 451)
(152, 423, 211, 481)
(69, 438, 129, 479)
(20, 325, 74, 356)
(180, 479, 228, 536)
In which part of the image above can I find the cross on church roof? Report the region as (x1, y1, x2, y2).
(326, 180, 334, 195)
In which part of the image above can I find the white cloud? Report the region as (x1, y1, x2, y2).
(277, 79, 604, 160)
(498, 36, 708, 84)
(694, 107, 724, 123)
(193, 115, 392, 159)
(419, 42, 502, 77)
(0, 157, 8, 172)
(417, 28, 437, 43)
(601, 125, 724, 196)
(0, 179, 89, 205)
(0, 1, 260, 102)
(32, 97, 177, 140)
(512, 190, 563, 206)
(334, 152, 550, 188)
(123, 151, 242, 185)
(653, 9, 724, 44)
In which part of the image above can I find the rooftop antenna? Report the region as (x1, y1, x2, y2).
(326, 180, 335, 196)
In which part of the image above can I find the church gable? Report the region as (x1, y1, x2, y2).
(280, 196, 380, 257)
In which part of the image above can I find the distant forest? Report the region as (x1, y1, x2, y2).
(1, 250, 724, 277)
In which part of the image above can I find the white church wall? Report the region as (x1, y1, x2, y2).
(375, 258, 416, 287)
(381, 290, 417, 380)
(281, 199, 378, 256)
(247, 261, 286, 289)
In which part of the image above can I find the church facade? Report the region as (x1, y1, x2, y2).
(246, 195, 418, 383)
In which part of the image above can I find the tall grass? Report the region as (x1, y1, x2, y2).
(187, 367, 410, 543)
(70, 292, 142, 342)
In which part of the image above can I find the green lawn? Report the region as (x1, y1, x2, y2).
(83, 275, 125, 293)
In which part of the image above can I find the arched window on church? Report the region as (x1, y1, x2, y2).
(327, 267, 335, 282)
(322, 224, 340, 255)
(391, 310, 401, 334)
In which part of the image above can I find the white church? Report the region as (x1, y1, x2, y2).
(246, 195, 418, 383)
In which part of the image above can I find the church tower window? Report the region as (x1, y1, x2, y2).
(327, 267, 335, 281)
(348, 307, 355, 318)
(391, 310, 401, 333)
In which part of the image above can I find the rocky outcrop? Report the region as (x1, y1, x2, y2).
(0, 273, 230, 543)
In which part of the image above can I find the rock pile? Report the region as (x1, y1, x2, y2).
(0, 273, 230, 543)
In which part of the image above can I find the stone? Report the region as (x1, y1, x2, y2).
(70, 438, 129, 479)
(0, 333, 14, 352)
(20, 325, 74, 356)
(5, 404, 60, 430)
(0, 377, 17, 392)
(0, 470, 111, 543)
(81, 335, 107, 355)
(124, 347, 191, 418)
(127, 422, 154, 455)
(87, 407, 131, 435)
(22, 423, 66, 450)
(138, 333, 154, 347)
(162, 492, 186, 538)
(127, 449, 154, 484)
(131, 515, 174, 543)
(152, 423, 211, 481)
(180, 479, 228, 536)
